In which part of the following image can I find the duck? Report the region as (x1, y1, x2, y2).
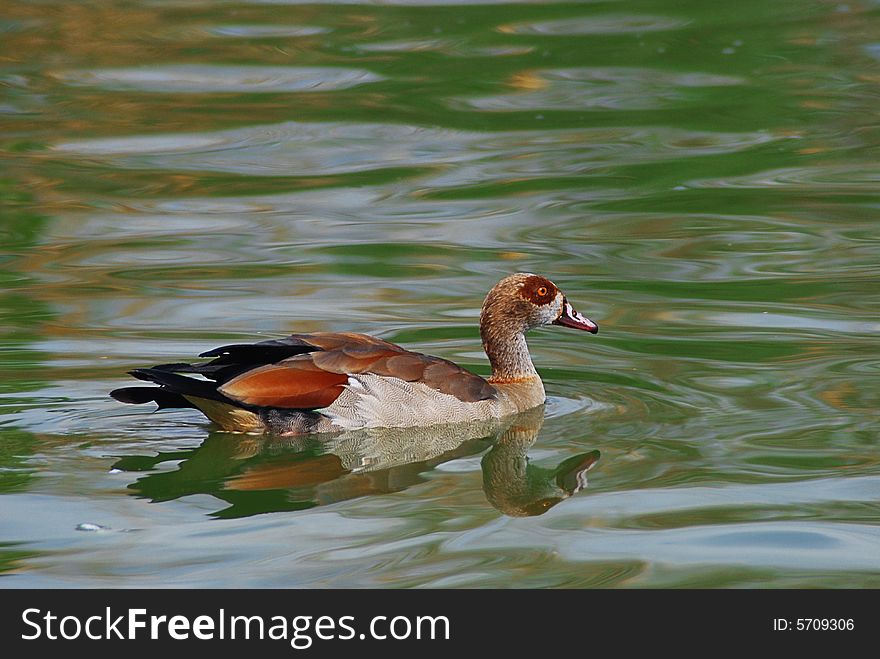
(111, 273, 599, 434)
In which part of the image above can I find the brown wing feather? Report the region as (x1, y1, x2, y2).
(219, 332, 496, 410)
(381, 353, 433, 381)
(409, 357, 497, 401)
(310, 345, 397, 373)
(296, 332, 402, 352)
(219, 361, 348, 409)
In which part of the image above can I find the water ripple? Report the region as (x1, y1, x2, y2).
(500, 15, 690, 36)
(50, 121, 780, 181)
(4, 0, 880, 589)
(460, 67, 745, 112)
(687, 164, 880, 191)
(357, 38, 534, 57)
(205, 24, 330, 38)
(52, 65, 382, 93)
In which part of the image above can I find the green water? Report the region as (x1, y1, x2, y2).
(1, 0, 879, 588)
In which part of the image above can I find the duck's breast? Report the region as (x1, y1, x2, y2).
(320, 374, 502, 430)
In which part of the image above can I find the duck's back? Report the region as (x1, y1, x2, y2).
(113, 331, 502, 433)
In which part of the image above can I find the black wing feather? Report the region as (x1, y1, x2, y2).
(109, 386, 197, 409)
(111, 336, 326, 410)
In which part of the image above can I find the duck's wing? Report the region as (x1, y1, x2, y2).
(217, 332, 497, 409)
(112, 332, 496, 413)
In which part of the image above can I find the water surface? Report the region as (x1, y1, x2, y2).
(1, 0, 879, 588)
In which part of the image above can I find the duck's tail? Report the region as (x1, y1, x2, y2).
(110, 365, 228, 409)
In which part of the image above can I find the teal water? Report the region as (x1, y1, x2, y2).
(1, 0, 879, 588)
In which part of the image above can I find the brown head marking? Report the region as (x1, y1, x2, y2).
(518, 275, 558, 306)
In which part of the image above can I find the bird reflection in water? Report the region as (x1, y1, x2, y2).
(112, 406, 599, 519)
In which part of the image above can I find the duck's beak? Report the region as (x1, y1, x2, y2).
(553, 298, 598, 333)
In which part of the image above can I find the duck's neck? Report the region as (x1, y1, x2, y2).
(481, 323, 538, 383)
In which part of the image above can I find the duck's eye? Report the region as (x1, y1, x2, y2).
(536, 286, 548, 297)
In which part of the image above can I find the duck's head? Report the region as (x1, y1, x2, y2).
(480, 272, 598, 336)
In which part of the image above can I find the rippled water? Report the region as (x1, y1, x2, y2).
(1, 0, 879, 588)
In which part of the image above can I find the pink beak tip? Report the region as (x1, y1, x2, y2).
(554, 300, 599, 334)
